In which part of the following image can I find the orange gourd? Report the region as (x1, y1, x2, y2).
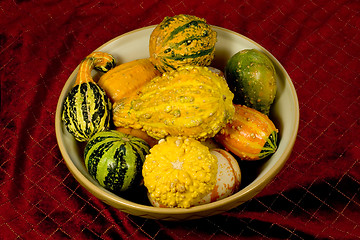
(115, 127, 158, 147)
(215, 104, 278, 160)
(98, 58, 161, 103)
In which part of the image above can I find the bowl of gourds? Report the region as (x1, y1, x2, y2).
(55, 14, 299, 221)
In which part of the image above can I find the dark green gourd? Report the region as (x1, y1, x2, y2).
(225, 49, 277, 115)
(84, 130, 150, 192)
(62, 52, 116, 142)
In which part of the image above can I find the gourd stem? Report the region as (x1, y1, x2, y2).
(75, 52, 115, 85)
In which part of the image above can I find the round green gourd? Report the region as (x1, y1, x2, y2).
(225, 49, 277, 115)
(84, 130, 150, 193)
(62, 52, 115, 142)
(149, 14, 217, 73)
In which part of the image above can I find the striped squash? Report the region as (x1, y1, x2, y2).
(215, 105, 278, 160)
(62, 52, 115, 142)
(84, 130, 150, 193)
(149, 14, 217, 73)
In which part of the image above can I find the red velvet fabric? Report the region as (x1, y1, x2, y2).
(1, 0, 359, 239)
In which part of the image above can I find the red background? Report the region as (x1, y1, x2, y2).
(1, 0, 359, 239)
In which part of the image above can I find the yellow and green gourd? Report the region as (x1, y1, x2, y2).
(84, 130, 150, 193)
(62, 52, 115, 142)
(149, 14, 217, 73)
(112, 65, 235, 140)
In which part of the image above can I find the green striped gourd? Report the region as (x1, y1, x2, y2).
(84, 130, 150, 192)
(62, 52, 115, 142)
(149, 14, 217, 73)
(225, 49, 277, 115)
(215, 104, 278, 160)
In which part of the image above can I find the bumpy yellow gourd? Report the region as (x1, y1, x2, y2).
(112, 65, 235, 140)
(142, 137, 218, 208)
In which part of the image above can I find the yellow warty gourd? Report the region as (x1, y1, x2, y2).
(112, 65, 235, 140)
(142, 137, 218, 208)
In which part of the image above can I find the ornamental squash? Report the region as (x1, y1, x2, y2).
(98, 58, 161, 103)
(197, 148, 241, 205)
(149, 14, 217, 73)
(62, 52, 115, 142)
(112, 65, 235, 140)
(115, 127, 158, 147)
(84, 130, 150, 193)
(147, 147, 242, 208)
(215, 104, 278, 160)
(225, 49, 277, 115)
(143, 137, 218, 208)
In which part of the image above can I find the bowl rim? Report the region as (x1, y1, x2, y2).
(55, 25, 299, 217)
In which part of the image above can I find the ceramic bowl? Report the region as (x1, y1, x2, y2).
(55, 25, 299, 221)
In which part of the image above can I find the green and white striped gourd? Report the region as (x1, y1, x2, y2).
(62, 52, 115, 142)
(84, 130, 150, 192)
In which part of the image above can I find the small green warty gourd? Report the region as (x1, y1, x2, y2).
(225, 49, 277, 115)
(112, 65, 235, 140)
(62, 52, 116, 142)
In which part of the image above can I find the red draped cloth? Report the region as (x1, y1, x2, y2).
(1, 0, 359, 239)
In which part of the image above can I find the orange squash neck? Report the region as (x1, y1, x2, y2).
(75, 57, 95, 85)
(74, 52, 115, 86)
